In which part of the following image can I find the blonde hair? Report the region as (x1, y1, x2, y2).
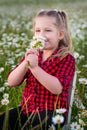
(34, 9, 73, 60)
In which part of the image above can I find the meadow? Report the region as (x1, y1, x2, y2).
(0, 0, 87, 129)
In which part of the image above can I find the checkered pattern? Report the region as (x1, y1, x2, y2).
(19, 49, 75, 114)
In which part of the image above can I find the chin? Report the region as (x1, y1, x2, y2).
(43, 48, 52, 51)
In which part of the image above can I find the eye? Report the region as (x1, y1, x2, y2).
(35, 29, 40, 32)
(46, 29, 52, 32)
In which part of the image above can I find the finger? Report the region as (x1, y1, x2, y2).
(26, 49, 39, 56)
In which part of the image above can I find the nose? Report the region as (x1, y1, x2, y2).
(35, 30, 47, 41)
(39, 31, 45, 37)
(38, 31, 47, 41)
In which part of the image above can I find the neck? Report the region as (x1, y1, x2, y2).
(42, 49, 55, 62)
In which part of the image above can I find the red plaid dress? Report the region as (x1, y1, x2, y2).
(16, 49, 75, 114)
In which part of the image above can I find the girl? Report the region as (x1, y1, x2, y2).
(0, 9, 75, 130)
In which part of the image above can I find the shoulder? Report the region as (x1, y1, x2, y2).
(60, 53, 75, 66)
(63, 53, 75, 62)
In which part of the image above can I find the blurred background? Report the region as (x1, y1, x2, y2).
(0, 0, 87, 129)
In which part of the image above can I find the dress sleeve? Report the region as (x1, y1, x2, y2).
(55, 54, 75, 89)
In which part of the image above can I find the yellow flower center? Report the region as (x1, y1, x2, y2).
(74, 125, 77, 129)
(57, 119, 61, 123)
(82, 80, 86, 84)
(49, 126, 53, 130)
(3, 100, 8, 105)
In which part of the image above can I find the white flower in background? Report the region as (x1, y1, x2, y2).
(4, 82, 9, 87)
(7, 42, 12, 45)
(81, 104, 85, 109)
(74, 98, 85, 109)
(82, 110, 87, 117)
(2, 33, 7, 37)
(52, 115, 64, 124)
(76, 70, 81, 74)
(83, 64, 87, 68)
(85, 93, 87, 99)
(0, 87, 5, 92)
(79, 55, 85, 60)
(56, 108, 66, 114)
(21, 33, 26, 36)
(3, 93, 9, 99)
(80, 128, 84, 130)
(70, 122, 80, 130)
(1, 98, 9, 105)
(0, 67, 4, 73)
(78, 128, 84, 130)
(78, 78, 87, 85)
(13, 38, 19, 43)
(79, 119, 85, 126)
(48, 124, 56, 130)
(73, 52, 79, 59)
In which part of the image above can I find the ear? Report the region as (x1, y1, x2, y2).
(59, 30, 64, 40)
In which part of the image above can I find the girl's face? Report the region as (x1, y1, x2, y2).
(34, 16, 63, 51)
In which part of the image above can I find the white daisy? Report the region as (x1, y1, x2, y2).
(83, 64, 87, 68)
(79, 78, 87, 85)
(30, 35, 46, 49)
(79, 119, 85, 126)
(76, 70, 81, 74)
(3, 93, 9, 99)
(73, 52, 79, 59)
(1, 98, 9, 105)
(85, 93, 87, 99)
(52, 115, 64, 124)
(56, 108, 66, 114)
(0, 87, 5, 92)
(0, 67, 4, 73)
(48, 124, 56, 130)
(4, 82, 9, 87)
(70, 122, 80, 130)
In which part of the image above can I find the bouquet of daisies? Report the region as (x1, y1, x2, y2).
(26, 36, 46, 67)
(30, 35, 46, 49)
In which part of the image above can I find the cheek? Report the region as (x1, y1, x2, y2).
(50, 36, 57, 42)
(47, 34, 54, 40)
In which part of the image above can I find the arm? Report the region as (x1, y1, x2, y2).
(26, 49, 63, 95)
(8, 59, 28, 87)
(30, 66, 63, 95)
(8, 49, 38, 87)
(28, 51, 75, 95)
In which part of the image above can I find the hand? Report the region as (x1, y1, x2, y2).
(25, 49, 39, 69)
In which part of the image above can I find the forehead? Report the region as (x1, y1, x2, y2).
(34, 16, 57, 28)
